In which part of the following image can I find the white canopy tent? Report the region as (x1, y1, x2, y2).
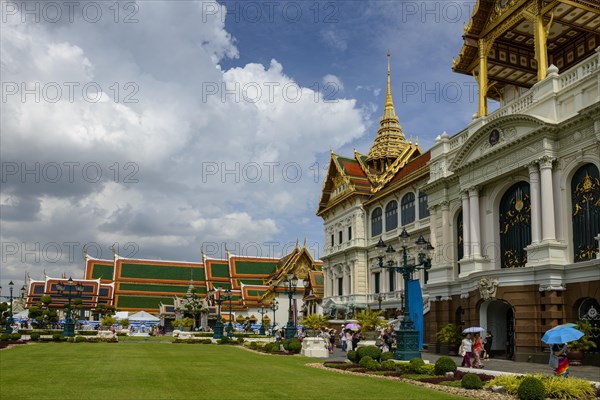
(128, 311, 160, 322)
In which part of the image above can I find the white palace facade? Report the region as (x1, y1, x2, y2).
(318, 0, 599, 364)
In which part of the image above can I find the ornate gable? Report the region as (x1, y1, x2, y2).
(450, 115, 553, 173)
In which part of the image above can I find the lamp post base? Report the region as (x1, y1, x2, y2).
(259, 325, 265, 335)
(393, 327, 421, 361)
(63, 321, 75, 338)
(285, 322, 296, 339)
(226, 323, 234, 338)
(5, 323, 13, 335)
(213, 322, 224, 339)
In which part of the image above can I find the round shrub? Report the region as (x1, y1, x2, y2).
(30, 332, 40, 341)
(357, 345, 382, 362)
(52, 333, 63, 342)
(249, 341, 257, 349)
(517, 377, 545, 400)
(418, 364, 436, 375)
(201, 339, 212, 344)
(347, 350, 358, 363)
(10, 333, 22, 341)
(365, 360, 380, 371)
(381, 352, 394, 362)
(359, 355, 374, 369)
(286, 339, 302, 354)
(0, 333, 10, 341)
(237, 337, 244, 344)
(409, 357, 425, 373)
(461, 373, 483, 390)
(75, 336, 87, 343)
(381, 359, 397, 371)
(434, 356, 457, 375)
(264, 342, 280, 353)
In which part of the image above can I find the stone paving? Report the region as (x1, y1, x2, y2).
(328, 348, 600, 383)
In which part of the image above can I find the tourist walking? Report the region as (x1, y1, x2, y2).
(460, 333, 473, 368)
(351, 331, 360, 350)
(328, 329, 336, 353)
(483, 330, 493, 359)
(340, 329, 347, 352)
(472, 332, 484, 368)
(550, 343, 570, 377)
(345, 330, 354, 351)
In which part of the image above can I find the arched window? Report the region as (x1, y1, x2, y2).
(419, 192, 430, 219)
(371, 207, 382, 237)
(457, 210, 463, 274)
(571, 163, 600, 262)
(385, 201, 398, 231)
(401, 192, 415, 225)
(499, 182, 531, 268)
(579, 298, 600, 352)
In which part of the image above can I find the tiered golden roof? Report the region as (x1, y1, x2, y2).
(366, 51, 410, 172)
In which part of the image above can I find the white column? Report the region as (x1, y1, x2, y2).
(429, 206, 438, 261)
(528, 162, 542, 243)
(469, 186, 481, 257)
(539, 157, 556, 241)
(461, 191, 471, 258)
(441, 201, 451, 263)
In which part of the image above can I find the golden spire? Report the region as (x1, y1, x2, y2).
(367, 51, 408, 172)
(385, 50, 393, 109)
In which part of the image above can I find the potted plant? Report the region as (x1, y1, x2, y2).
(356, 310, 387, 340)
(120, 318, 130, 329)
(181, 317, 195, 331)
(301, 314, 329, 337)
(436, 323, 463, 355)
(567, 319, 598, 365)
(100, 315, 117, 330)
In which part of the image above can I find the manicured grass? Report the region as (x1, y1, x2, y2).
(0, 342, 469, 400)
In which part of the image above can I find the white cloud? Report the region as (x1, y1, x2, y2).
(0, 1, 366, 285)
(323, 74, 344, 93)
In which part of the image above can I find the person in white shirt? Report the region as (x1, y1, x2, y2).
(460, 333, 473, 367)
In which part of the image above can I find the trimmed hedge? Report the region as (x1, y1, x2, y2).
(380, 360, 397, 371)
(461, 373, 483, 390)
(357, 345, 382, 362)
(517, 377, 545, 400)
(380, 352, 394, 362)
(434, 356, 457, 375)
(347, 350, 359, 363)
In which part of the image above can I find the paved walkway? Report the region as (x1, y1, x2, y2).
(328, 349, 600, 383)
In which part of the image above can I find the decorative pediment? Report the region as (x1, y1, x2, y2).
(450, 115, 553, 172)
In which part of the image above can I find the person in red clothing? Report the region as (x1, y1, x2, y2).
(472, 332, 484, 368)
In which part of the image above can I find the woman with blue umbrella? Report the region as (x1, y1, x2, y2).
(542, 324, 583, 378)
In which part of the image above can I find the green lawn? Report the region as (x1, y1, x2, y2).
(0, 342, 469, 400)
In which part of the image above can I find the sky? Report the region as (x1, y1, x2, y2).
(0, 0, 483, 290)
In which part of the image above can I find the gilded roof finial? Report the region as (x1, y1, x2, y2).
(385, 50, 393, 109)
(366, 51, 407, 171)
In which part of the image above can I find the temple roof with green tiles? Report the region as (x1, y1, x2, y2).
(76, 243, 323, 313)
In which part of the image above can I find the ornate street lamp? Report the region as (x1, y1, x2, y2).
(376, 227, 434, 360)
(56, 277, 84, 337)
(1, 281, 25, 334)
(283, 274, 298, 339)
(208, 288, 225, 339)
(257, 302, 268, 336)
(270, 299, 278, 336)
(282, 274, 309, 339)
(223, 289, 233, 338)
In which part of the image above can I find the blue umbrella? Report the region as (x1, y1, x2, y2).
(541, 326, 584, 344)
(548, 323, 577, 331)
